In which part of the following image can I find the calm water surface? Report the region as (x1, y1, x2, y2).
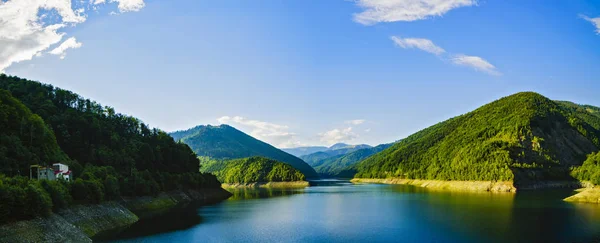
(107, 180, 600, 242)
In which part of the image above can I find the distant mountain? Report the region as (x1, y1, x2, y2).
(170, 124, 318, 178)
(200, 156, 306, 183)
(282, 146, 328, 157)
(349, 92, 600, 187)
(329, 143, 352, 150)
(283, 143, 371, 157)
(300, 143, 372, 168)
(314, 143, 394, 177)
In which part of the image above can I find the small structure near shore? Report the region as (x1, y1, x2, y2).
(30, 163, 72, 182)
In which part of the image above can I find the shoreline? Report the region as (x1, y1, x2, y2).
(563, 183, 600, 204)
(0, 188, 232, 243)
(222, 181, 309, 189)
(351, 178, 517, 192)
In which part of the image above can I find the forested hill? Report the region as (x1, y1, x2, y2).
(200, 156, 305, 183)
(300, 144, 372, 168)
(169, 125, 318, 178)
(351, 92, 600, 186)
(313, 143, 393, 177)
(0, 89, 70, 176)
(0, 74, 202, 175)
(0, 74, 222, 224)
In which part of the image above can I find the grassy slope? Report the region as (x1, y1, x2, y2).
(171, 125, 318, 178)
(200, 156, 306, 184)
(352, 92, 600, 186)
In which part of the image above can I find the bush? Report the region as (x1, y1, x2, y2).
(24, 183, 52, 218)
(40, 180, 72, 211)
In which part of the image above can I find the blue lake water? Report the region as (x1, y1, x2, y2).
(107, 180, 600, 242)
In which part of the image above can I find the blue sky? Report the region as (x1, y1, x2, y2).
(2, 0, 600, 148)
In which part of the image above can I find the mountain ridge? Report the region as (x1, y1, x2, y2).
(170, 124, 319, 178)
(349, 92, 600, 187)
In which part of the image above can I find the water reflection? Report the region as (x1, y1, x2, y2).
(108, 181, 600, 243)
(97, 206, 204, 242)
(226, 187, 305, 200)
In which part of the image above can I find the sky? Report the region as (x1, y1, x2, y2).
(1, 0, 600, 149)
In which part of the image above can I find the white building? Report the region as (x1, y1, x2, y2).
(52, 163, 72, 181)
(30, 163, 72, 182)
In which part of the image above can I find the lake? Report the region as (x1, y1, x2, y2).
(106, 180, 600, 242)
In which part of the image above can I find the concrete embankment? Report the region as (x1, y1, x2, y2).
(0, 188, 231, 243)
(351, 178, 517, 192)
(222, 181, 310, 189)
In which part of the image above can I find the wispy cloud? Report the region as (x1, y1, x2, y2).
(0, 0, 145, 73)
(96, 0, 146, 13)
(451, 54, 501, 75)
(390, 35, 500, 76)
(217, 116, 304, 148)
(345, 119, 366, 125)
(580, 14, 600, 34)
(48, 37, 82, 59)
(319, 127, 358, 145)
(391, 36, 446, 55)
(353, 0, 477, 25)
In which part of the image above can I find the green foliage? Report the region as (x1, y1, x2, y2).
(571, 152, 600, 185)
(0, 74, 199, 175)
(170, 124, 318, 178)
(40, 180, 72, 210)
(201, 157, 306, 184)
(24, 183, 53, 218)
(353, 92, 600, 183)
(0, 89, 70, 176)
(0, 176, 53, 223)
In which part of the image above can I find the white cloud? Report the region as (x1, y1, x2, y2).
(451, 54, 501, 75)
(319, 127, 358, 145)
(0, 0, 145, 73)
(353, 0, 477, 25)
(49, 37, 82, 59)
(391, 36, 445, 55)
(109, 0, 145, 12)
(345, 119, 366, 125)
(580, 15, 600, 34)
(217, 116, 304, 148)
(390, 35, 500, 76)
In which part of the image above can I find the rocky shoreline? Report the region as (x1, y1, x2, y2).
(0, 188, 231, 243)
(351, 178, 517, 192)
(564, 186, 600, 204)
(222, 181, 310, 189)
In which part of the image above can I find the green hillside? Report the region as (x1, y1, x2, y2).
(301, 144, 372, 168)
(201, 156, 305, 183)
(0, 75, 223, 223)
(170, 125, 318, 178)
(0, 89, 70, 176)
(314, 144, 393, 177)
(351, 92, 600, 187)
